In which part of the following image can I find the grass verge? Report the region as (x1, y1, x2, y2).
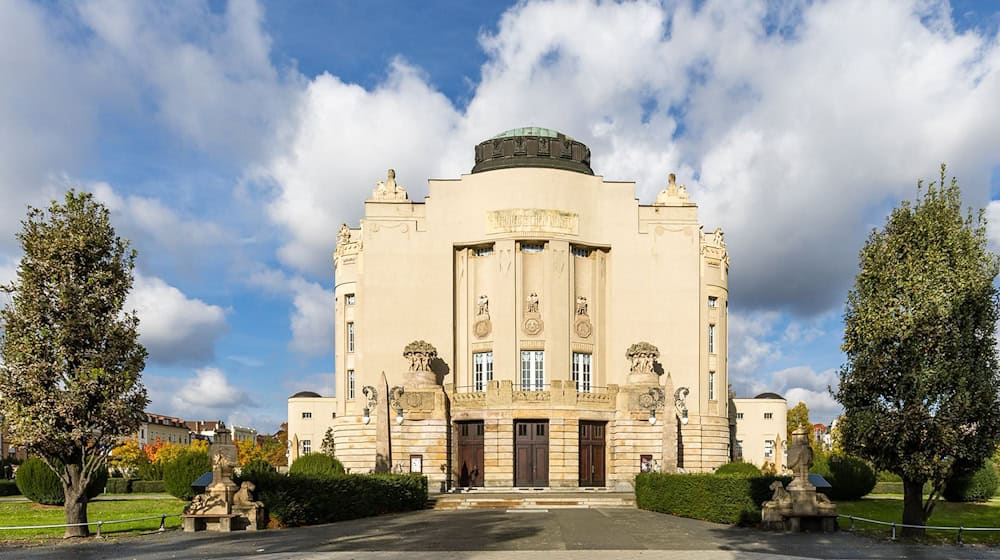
(0, 498, 186, 541)
(838, 496, 1000, 545)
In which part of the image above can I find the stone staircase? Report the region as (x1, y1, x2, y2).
(430, 490, 636, 510)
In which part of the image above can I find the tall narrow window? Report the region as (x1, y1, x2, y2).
(473, 352, 493, 391)
(708, 296, 718, 308)
(572, 352, 592, 392)
(347, 322, 355, 353)
(520, 350, 545, 390)
(345, 293, 356, 305)
(708, 323, 716, 353)
(348, 370, 355, 400)
(302, 440, 312, 454)
(764, 439, 775, 458)
(708, 371, 716, 400)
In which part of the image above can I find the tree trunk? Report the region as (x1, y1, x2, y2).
(901, 478, 926, 538)
(63, 466, 90, 538)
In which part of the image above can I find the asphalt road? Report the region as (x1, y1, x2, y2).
(2, 508, 998, 560)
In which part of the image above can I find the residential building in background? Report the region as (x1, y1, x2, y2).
(289, 127, 730, 490)
(137, 413, 191, 446)
(732, 393, 787, 470)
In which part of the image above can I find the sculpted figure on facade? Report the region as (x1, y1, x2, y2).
(526, 292, 539, 314)
(575, 295, 589, 316)
(655, 173, 692, 206)
(403, 340, 438, 387)
(372, 168, 409, 201)
(477, 295, 489, 318)
(626, 341, 660, 385)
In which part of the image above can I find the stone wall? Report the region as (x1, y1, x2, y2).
(332, 417, 376, 474)
(391, 418, 449, 492)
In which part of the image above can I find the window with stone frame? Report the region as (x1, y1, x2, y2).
(302, 440, 311, 454)
(520, 350, 545, 390)
(708, 323, 716, 353)
(347, 322, 355, 352)
(348, 370, 355, 400)
(473, 352, 493, 391)
(572, 352, 592, 392)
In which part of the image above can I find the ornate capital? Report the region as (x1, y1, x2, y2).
(403, 340, 438, 387)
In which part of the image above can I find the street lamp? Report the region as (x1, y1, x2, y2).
(390, 386, 405, 425)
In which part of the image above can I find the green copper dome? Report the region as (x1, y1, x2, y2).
(473, 127, 592, 175)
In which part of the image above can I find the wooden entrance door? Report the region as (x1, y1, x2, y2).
(456, 421, 484, 487)
(514, 420, 549, 487)
(579, 421, 606, 486)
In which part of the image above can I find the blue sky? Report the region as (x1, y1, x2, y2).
(2, 0, 1000, 431)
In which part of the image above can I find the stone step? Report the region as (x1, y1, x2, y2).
(430, 494, 636, 511)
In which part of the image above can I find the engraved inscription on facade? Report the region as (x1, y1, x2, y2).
(487, 209, 579, 235)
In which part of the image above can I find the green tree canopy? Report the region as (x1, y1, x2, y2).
(835, 165, 1000, 535)
(787, 401, 811, 444)
(0, 191, 148, 537)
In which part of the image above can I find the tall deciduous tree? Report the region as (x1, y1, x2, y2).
(787, 401, 811, 444)
(321, 427, 336, 457)
(0, 191, 148, 537)
(836, 166, 1000, 536)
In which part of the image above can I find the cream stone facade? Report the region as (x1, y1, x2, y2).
(732, 393, 787, 470)
(288, 128, 731, 491)
(137, 413, 192, 447)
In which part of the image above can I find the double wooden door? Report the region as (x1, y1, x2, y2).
(579, 421, 606, 487)
(456, 421, 484, 487)
(515, 420, 549, 487)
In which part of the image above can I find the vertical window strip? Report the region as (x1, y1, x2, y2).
(348, 370, 355, 400)
(709, 371, 715, 400)
(708, 324, 715, 353)
(348, 322, 355, 353)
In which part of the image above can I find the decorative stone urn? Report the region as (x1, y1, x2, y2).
(404, 340, 438, 388)
(626, 342, 660, 385)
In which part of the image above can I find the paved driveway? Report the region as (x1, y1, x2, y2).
(2, 508, 997, 560)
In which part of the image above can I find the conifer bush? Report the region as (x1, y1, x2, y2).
(163, 450, 211, 500)
(289, 453, 345, 477)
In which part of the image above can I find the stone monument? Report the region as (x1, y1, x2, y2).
(182, 431, 264, 531)
(761, 427, 837, 532)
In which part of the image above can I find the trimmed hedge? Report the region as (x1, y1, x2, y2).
(945, 463, 999, 503)
(14, 458, 106, 505)
(635, 472, 791, 525)
(0, 480, 21, 496)
(237, 470, 427, 527)
(132, 480, 166, 493)
(715, 462, 762, 476)
(163, 450, 211, 500)
(288, 453, 345, 477)
(106, 477, 133, 494)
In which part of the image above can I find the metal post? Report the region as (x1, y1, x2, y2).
(96, 521, 103, 539)
(849, 516, 855, 531)
(159, 515, 166, 532)
(957, 527, 963, 546)
(890, 523, 896, 541)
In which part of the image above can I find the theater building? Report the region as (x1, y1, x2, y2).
(288, 127, 731, 491)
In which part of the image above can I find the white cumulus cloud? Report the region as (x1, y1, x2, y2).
(249, 268, 333, 356)
(126, 274, 228, 365)
(169, 367, 252, 416)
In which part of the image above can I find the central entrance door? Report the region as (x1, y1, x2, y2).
(579, 421, 606, 487)
(456, 421, 484, 487)
(514, 420, 549, 487)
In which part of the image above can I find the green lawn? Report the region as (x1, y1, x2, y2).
(838, 496, 1000, 545)
(0, 498, 186, 541)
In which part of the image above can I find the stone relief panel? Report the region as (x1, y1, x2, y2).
(522, 291, 543, 336)
(474, 294, 492, 338)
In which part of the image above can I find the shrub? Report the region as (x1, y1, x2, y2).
(14, 458, 106, 505)
(635, 472, 791, 525)
(289, 453, 345, 478)
(137, 458, 164, 481)
(163, 450, 211, 500)
(945, 462, 999, 502)
(237, 469, 427, 527)
(0, 480, 21, 496)
(240, 458, 276, 480)
(715, 462, 761, 476)
(105, 477, 134, 494)
(810, 454, 875, 501)
(131, 480, 166, 493)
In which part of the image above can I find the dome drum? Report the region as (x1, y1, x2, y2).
(472, 129, 593, 175)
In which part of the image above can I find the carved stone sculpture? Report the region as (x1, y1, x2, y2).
(522, 291, 543, 336)
(626, 342, 660, 385)
(654, 173, 692, 206)
(371, 168, 409, 201)
(526, 292, 539, 314)
(403, 340, 438, 387)
(474, 295, 492, 338)
(761, 427, 837, 532)
(184, 435, 263, 531)
(575, 295, 589, 316)
(574, 295, 592, 338)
